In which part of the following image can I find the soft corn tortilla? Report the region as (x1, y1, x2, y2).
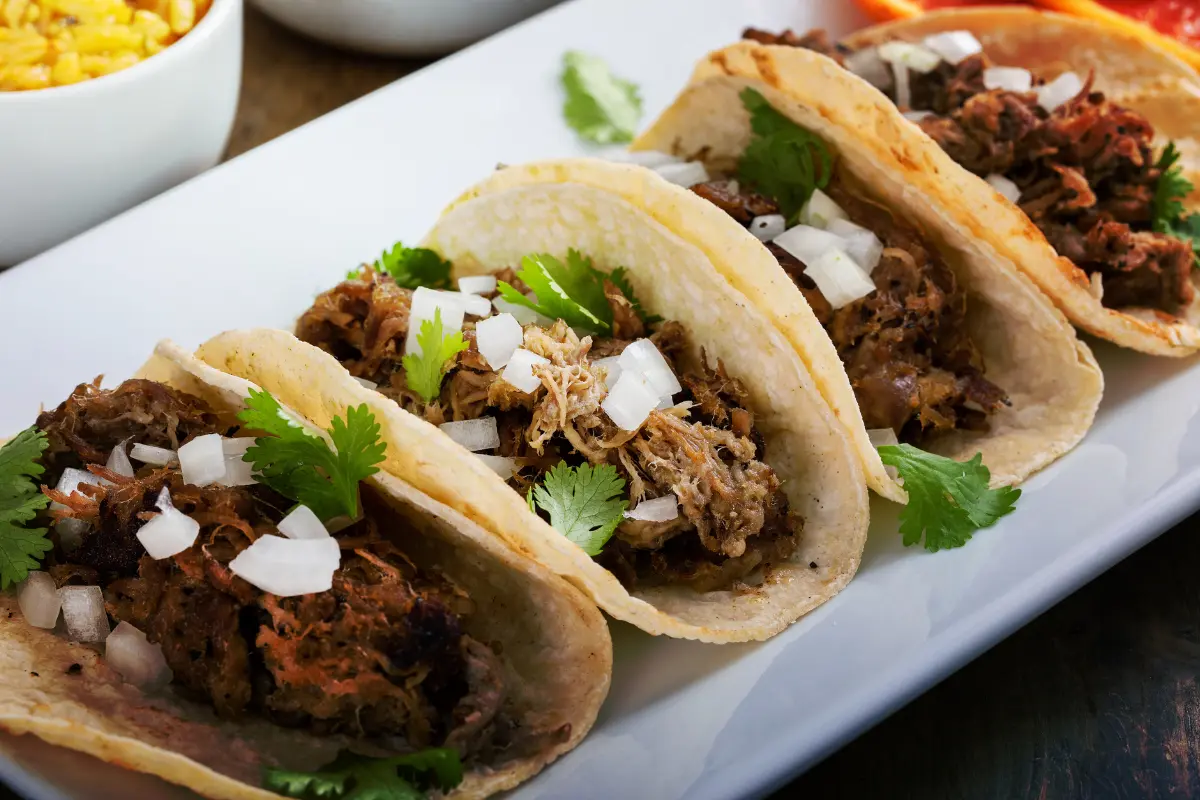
(844, 7, 1200, 356)
(632, 41, 1104, 502)
(196, 161, 871, 643)
(0, 341, 611, 800)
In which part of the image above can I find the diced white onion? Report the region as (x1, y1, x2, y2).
(178, 433, 225, 487)
(228, 535, 341, 597)
(501, 348, 550, 394)
(492, 296, 548, 327)
(827, 218, 884, 273)
(602, 371, 660, 432)
(893, 59, 911, 108)
(136, 487, 200, 559)
(655, 161, 710, 187)
(985, 173, 1022, 203)
(878, 40, 942, 74)
(52, 467, 106, 513)
(922, 31, 982, 65)
(983, 66, 1032, 93)
(1090, 272, 1104, 301)
(56, 518, 89, 551)
(277, 504, 329, 540)
(105, 621, 172, 689)
(457, 275, 497, 295)
(749, 214, 786, 242)
(804, 248, 878, 309)
(799, 189, 848, 229)
(772, 224, 846, 265)
(17, 571, 61, 629)
(609, 149, 682, 168)
(353, 376, 378, 390)
(618, 339, 681, 399)
(221, 437, 254, 457)
(440, 417, 501, 452)
(476, 454, 517, 480)
(903, 110, 932, 123)
(130, 443, 177, 466)
(624, 494, 680, 522)
(406, 287, 466, 356)
(447, 290, 493, 318)
(593, 356, 622, 388)
(58, 585, 109, 642)
(1036, 71, 1083, 112)
(217, 437, 257, 487)
(475, 312, 524, 370)
(106, 442, 134, 478)
(844, 47, 892, 88)
(867, 428, 899, 448)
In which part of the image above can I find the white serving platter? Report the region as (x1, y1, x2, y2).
(4, 0, 1200, 798)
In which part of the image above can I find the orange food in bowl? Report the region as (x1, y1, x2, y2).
(0, 0, 212, 91)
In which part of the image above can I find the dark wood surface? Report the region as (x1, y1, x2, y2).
(4, 9, 1199, 800)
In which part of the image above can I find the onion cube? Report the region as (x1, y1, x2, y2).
(443, 290, 492, 318)
(773, 224, 845, 266)
(827, 218, 884, 273)
(492, 296, 548, 327)
(903, 110, 932, 123)
(799, 189, 848, 229)
(618, 339, 681, 398)
(476, 454, 517, 480)
(501, 348, 549, 394)
(892, 60, 912, 109)
(406, 287, 466, 356)
(56, 517, 89, 551)
(217, 437, 257, 487)
(178, 433, 226, 487)
(602, 371, 660, 431)
(655, 161, 710, 187)
(608, 149, 681, 168)
(922, 31, 982, 65)
(137, 487, 200, 559)
(130, 443, 177, 466)
(986, 173, 1022, 204)
(50, 468, 107, 523)
(878, 41, 942, 74)
(749, 214, 786, 242)
(457, 275, 497, 295)
(475, 313, 524, 370)
(106, 622, 172, 689)
(440, 417, 501, 452)
(625, 494, 680, 522)
(804, 248, 878, 309)
(867, 428, 900, 448)
(221, 437, 254, 456)
(229, 535, 341, 597)
(105, 442, 135, 478)
(983, 67, 1033, 93)
(1036, 71, 1083, 112)
(593, 356, 622, 388)
(353, 376, 378, 390)
(277, 504, 329, 540)
(17, 571, 61, 629)
(844, 47, 891, 88)
(59, 585, 109, 642)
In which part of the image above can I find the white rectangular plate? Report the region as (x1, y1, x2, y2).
(4, 1, 1200, 798)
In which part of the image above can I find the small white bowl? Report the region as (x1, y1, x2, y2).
(250, 0, 561, 57)
(0, 0, 243, 266)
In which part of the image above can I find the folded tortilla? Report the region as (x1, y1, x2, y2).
(632, 40, 1104, 502)
(0, 341, 611, 800)
(193, 159, 871, 643)
(845, 8, 1200, 355)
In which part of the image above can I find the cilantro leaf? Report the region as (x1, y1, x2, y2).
(531, 462, 627, 555)
(372, 242, 453, 290)
(1152, 142, 1200, 265)
(877, 444, 1020, 552)
(401, 308, 470, 405)
(561, 50, 642, 144)
(238, 390, 385, 523)
(0, 427, 51, 589)
(737, 87, 833, 220)
(496, 251, 615, 334)
(607, 266, 662, 325)
(264, 748, 462, 800)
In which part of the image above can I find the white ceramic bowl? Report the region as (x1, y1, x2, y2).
(0, 0, 243, 267)
(250, 0, 561, 56)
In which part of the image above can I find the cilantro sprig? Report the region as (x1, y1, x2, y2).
(401, 308, 470, 405)
(1152, 142, 1200, 266)
(530, 462, 627, 556)
(348, 241, 453, 288)
(878, 444, 1020, 552)
(238, 390, 386, 523)
(561, 50, 642, 145)
(0, 427, 52, 589)
(737, 87, 833, 220)
(264, 747, 462, 800)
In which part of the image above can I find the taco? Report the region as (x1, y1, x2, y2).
(630, 37, 1104, 504)
(740, 8, 1200, 355)
(0, 340, 610, 800)
(193, 159, 871, 643)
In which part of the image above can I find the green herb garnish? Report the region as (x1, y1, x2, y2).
(497, 251, 612, 334)
(561, 50, 642, 144)
(530, 462, 627, 555)
(878, 444, 1020, 552)
(263, 747, 462, 800)
(0, 427, 51, 589)
(1152, 142, 1200, 265)
(348, 241, 453, 288)
(401, 308, 470, 405)
(238, 390, 386, 523)
(737, 87, 833, 220)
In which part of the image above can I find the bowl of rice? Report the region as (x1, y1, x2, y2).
(0, 0, 242, 266)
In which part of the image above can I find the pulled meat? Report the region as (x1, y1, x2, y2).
(296, 272, 801, 592)
(39, 380, 510, 759)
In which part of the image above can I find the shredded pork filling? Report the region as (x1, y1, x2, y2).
(749, 26, 1197, 315)
(295, 269, 801, 592)
(35, 380, 526, 761)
